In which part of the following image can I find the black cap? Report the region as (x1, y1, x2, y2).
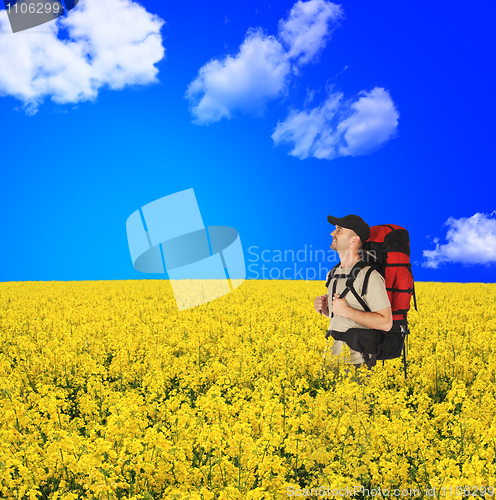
(327, 214, 370, 245)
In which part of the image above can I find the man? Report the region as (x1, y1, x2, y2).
(314, 214, 392, 369)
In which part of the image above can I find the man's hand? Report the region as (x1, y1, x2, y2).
(332, 293, 350, 318)
(314, 295, 329, 318)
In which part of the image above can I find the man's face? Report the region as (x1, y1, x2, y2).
(330, 225, 358, 252)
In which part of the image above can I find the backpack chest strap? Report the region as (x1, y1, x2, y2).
(329, 260, 372, 317)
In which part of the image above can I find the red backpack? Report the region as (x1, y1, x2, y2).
(325, 224, 417, 378)
(364, 224, 417, 323)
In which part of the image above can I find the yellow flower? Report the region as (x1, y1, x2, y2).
(1, 281, 495, 497)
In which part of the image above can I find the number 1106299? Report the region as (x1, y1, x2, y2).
(6, 2, 62, 14)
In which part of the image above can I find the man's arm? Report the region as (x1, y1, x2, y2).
(332, 294, 392, 331)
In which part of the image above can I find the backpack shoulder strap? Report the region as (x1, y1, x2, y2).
(338, 261, 367, 297)
(361, 266, 376, 297)
(339, 261, 372, 312)
(329, 260, 372, 317)
(348, 260, 368, 281)
(325, 262, 340, 288)
(330, 279, 339, 318)
(348, 286, 372, 312)
(327, 262, 340, 318)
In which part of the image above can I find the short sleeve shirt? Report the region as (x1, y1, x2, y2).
(326, 264, 391, 333)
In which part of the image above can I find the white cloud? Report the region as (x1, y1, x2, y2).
(278, 0, 342, 66)
(422, 212, 496, 269)
(185, 0, 342, 125)
(271, 87, 399, 160)
(0, 0, 165, 114)
(185, 28, 290, 124)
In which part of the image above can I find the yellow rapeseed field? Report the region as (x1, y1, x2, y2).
(0, 280, 495, 500)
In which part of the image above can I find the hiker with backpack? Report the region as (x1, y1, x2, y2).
(314, 215, 392, 370)
(314, 215, 417, 376)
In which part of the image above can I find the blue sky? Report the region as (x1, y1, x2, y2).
(1, 0, 495, 284)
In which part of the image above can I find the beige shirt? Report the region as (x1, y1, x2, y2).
(325, 263, 391, 364)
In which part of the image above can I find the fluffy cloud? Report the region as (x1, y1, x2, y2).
(185, 29, 290, 124)
(271, 87, 399, 160)
(0, 0, 165, 114)
(185, 0, 342, 125)
(423, 212, 496, 269)
(278, 0, 342, 66)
